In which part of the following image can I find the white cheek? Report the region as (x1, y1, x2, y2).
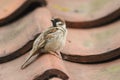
(62, 24, 66, 28)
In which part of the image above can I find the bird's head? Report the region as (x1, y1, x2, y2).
(51, 18, 66, 28)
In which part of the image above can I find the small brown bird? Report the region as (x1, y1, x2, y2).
(21, 18, 67, 69)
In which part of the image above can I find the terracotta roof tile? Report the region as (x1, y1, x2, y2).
(0, 0, 120, 80)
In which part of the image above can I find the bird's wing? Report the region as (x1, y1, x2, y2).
(43, 27, 59, 39)
(33, 27, 58, 51)
(33, 33, 45, 50)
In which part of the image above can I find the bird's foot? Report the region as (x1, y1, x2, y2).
(49, 51, 62, 59)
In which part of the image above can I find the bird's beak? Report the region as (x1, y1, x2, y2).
(51, 19, 56, 27)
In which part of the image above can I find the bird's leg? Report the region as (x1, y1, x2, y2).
(55, 51, 63, 59)
(49, 51, 62, 59)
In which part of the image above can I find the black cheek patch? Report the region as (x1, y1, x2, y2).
(51, 20, 57, 27)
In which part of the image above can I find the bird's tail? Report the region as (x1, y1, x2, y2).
(21, 49, 38, 69)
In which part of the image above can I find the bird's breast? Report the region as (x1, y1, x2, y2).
(44, 33, 65, 52)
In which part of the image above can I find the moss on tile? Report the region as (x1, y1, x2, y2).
(92, 64, 120, 80)
(52, 4, 70, 12)
(83, 40, 94, 48)
(91, 0, 110, 12)
(92, 26, 120, 41)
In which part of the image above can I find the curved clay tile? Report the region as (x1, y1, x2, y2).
(0, 54, 69, 80)
(64, 58, 120, 80)
(46, 0, 120, 28)
(0, 7, 52, 63)
(0, 0, 46, 26)
(61, 20, 120, 63)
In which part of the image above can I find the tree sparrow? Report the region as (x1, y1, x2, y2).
(21, 18, 67, 69)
